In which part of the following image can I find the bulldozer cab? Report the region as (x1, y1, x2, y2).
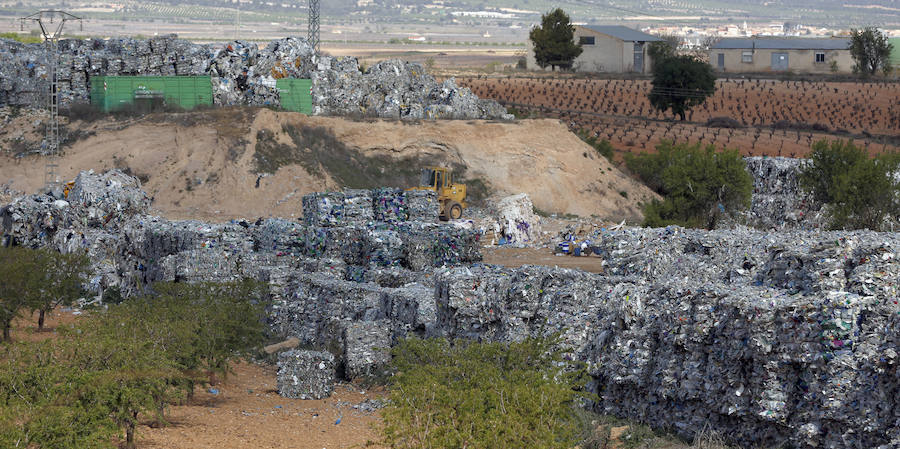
(420, 167, 451, 190)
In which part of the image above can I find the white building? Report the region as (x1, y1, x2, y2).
(527, 25, 662, 73)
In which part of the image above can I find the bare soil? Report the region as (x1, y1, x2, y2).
(7, 308, 386, 449)
(0, 108, 656, 222)
(483, 247, 605, 273)
(139, 362, 385, 449)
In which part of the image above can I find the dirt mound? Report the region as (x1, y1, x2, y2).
(0, 108, 655, 222)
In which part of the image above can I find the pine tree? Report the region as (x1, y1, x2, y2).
(529, 9, 583, 71)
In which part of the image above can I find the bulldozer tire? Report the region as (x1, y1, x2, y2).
(449, 202, 463, 220)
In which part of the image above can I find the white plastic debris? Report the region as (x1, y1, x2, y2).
(488, 193, 541, 245)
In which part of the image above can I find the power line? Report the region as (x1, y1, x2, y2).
(19, 10, 82, 191)
(308, 0, 320, 56)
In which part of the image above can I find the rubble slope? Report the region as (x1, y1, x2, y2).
(0, 108, 656, 221)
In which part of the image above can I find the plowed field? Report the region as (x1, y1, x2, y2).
(454, 76, 900, 158)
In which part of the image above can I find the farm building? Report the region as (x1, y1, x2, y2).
(709, 38, 853, 74)
(527, 25, 662, 74)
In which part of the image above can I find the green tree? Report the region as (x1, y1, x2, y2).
(849, 27, 894, 76)
(32, 249, 90, 330)
(626, 141, 752, 229)
(647, 33, 680, 63)
(150, 280, 270, 385)
(648, 55, 715, 121)
(529, 8, 583, 71)
(0, 247, 47, 341)
(799, 139, 900, 230)
(381, 337, 591, 449)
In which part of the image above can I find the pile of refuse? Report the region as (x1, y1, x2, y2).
(311, 58, 509, 119)
(0, 35, 510, 120)
(5, 170, 900, 448)
(484, 193, 542, 246)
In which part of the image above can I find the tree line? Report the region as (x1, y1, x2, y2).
(0, 248, 269, 449)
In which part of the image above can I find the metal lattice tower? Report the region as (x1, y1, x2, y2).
(308, 0, 320, 56)
(20, 10, 82, 189)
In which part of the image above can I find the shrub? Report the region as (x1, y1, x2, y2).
(381, 337, 591, 449)
(705, 116, 744, 129)
(625, 140, 752, 229)
(0, 32, 42, 44)
(61, 103, 107, 123)
(799, 139, 900, 230)
(576, 129, 614, 160)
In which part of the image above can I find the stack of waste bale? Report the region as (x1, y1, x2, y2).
(7, 169, 900, 448)
(0, 35, 511, 119)
(301, 189, 479, 269)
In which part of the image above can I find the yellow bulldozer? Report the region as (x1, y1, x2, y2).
(407, 166, 467, 220)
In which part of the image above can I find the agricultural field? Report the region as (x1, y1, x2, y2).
(455, 76, 900, 158)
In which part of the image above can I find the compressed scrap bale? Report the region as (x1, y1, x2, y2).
(302, 191, 345, 227)
(382, 282, 438, 338)
(251, 218, 306, 255)
(0, 194, 80, 248)
(490, 193, 541, 245)
(299, 225, 369, 263)
(122, 216, 254, 263)
(402, 189, 438, 222)
(362, 265, 427, 288)
(758, 237, 853, 293)
(435, 265, 509, 340)
(52, 228, 124, 295)
(732, 157, 827, 231)
(372, 188, 407, 222)
(847, 242, 900, 299)
(269, 273, 386, 347)
(66, 169, 151, 225)
(156, 249, 246, 283)
(365, 227, 405, 266)
(277, 349, 335, 399)
(343, 320, 391, 381)
(401, 222, 482, 270)
(342, 189, 374, 224)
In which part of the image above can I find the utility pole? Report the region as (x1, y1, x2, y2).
(19, 10, 82, 191)
(308, 0, 320, 55)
